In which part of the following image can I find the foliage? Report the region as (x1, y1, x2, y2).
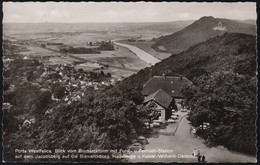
(106, 72, 112, 77)
(98, 41, 114, 50)
(3, 32, 256, 161)
(118, 32, 256, 155)
(60, 46, 101, 54)
(152, 16, 256, 54)
(52, 85, 67, 99)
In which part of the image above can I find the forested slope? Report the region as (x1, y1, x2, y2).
(4, 32, 256, 161)
(121, 32, 257, 155)
(152, 16, 256, 54)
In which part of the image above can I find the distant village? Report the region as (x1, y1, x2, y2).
(3, 39, 116, 130)
(42, 63, 114, 102)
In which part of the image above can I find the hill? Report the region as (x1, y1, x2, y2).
(51, 32, 256, 156)
(152, 16, 256, 54)
(115, 32, 256, 155)
(122, 32, 256, 155)
(235, 19, 256, 25)
(3, 32, 256, 161)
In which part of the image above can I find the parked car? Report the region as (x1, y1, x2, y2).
(138, 136, 148, 145)
(171, 109, 177, 113)
(171, 115, 178, 119)
(128, 143, 144, 151)
(138, 136, 146, 140)
(153, 119, 163, 124)
(144, 122, 149, 126)
(153, 122, 160, 127)
(168, 119, 176, 123)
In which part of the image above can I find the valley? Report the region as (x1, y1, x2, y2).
(2, 17, 256, 163)
(3, 22, 188, 79)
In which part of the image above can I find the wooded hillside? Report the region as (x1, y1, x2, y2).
(3, 32, 256, 161)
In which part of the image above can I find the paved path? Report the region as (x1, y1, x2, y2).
(126, 111, 256, 163)
(113, 40, 161, 65)
(172, 114, 187, 136)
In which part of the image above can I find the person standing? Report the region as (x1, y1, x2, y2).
(198, 155, 201, 162)
(202, 155, 205, 162)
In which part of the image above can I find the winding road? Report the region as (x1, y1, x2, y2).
(126, 111, 256, 163)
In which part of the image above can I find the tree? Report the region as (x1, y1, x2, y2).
(137, 103, 159, 129)
(3, 80, 10, 91)
(100, 71, 105, 77)
(33, 89, 52, 115)
(98, 42, 114, 50)
(26, 70, 35, 81)
(52, 85, 67, 99)
(106, 72, 111, 77)
(3, 108, 19, 133)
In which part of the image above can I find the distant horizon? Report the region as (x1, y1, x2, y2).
(3, 20, 195, 24)
(3, 2, 256, 23)
(2, 17, 256, 24)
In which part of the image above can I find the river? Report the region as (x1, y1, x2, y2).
(125, 111, 256, 163)
(113, 40, 161, 65)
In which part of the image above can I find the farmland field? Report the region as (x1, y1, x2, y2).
(3, 21, 192, 79)
(74, 46, 149, 78)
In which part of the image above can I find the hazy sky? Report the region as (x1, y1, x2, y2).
(3, 2, 256, 23)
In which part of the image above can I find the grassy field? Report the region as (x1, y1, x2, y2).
(19, 45, 57, 57)
(96, 47, 149, 70)
(73, 46, 149, 78)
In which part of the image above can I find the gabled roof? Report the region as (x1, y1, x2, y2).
(143, 76, 191, 98)
(144, 89, 173, 109)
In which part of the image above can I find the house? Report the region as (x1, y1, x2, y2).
(142, 74, 191, 121)
(213, 21, 227, 31)
(143, 89, 175, 122)
(143, 74, 191, 98)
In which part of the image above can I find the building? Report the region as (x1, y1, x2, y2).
(142, 74, 191, 121)
(143, 89, 176, 122)
(212, 21, 227, 31)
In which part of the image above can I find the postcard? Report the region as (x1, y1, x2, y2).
(2, 1, 257, 163)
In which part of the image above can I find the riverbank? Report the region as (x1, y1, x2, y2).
(113, 40, 161, 65)
(118, 40, 172, 60)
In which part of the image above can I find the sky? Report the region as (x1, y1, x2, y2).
(3, 2, 257, 23)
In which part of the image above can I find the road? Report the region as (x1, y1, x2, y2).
(113, 40, 161, 65)
(126, 111, 256, 163)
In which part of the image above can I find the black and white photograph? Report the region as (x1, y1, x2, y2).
(2, 1, 257, 163)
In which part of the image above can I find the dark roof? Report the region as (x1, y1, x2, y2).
(143, 76, 191, 98)
(144, 89, 173, 109)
